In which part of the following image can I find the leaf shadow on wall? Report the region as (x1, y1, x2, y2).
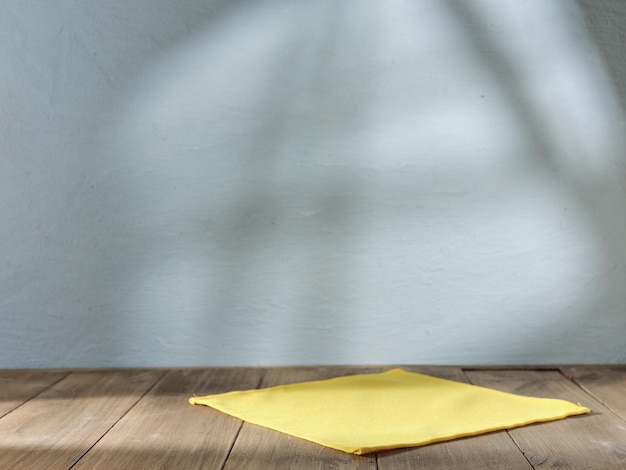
(441, 0, 626, 362)
(102, 0, 626, 365)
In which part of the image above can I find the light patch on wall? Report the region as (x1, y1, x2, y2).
(100, 0, 626, 365)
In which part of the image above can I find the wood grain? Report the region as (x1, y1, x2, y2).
(465, 369, 626, 469)
(561, 365, 626, 421)
(0, 369, 163, 470)
(71, 368, 263, 470)
(1, 366, 624, 469)
(0, 369, 68, 417)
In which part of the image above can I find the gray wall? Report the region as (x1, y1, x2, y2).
(2, 0, 626, 368)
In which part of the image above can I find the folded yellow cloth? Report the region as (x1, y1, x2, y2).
(189, 368, 589, 454)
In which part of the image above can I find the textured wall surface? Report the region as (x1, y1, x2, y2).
(2, 0, 626, 368)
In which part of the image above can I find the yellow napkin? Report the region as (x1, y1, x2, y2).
(189, 369, 589, 454)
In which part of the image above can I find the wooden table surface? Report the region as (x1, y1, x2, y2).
(1, 365, 625, 469)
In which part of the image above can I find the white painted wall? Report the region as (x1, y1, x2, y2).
(2, 0, 626, 368)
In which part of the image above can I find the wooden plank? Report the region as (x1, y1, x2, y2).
(0, 369, 162, 470)
(465, 369, 626, 469)
(378, 367, 533, 470)
(0, 369, 68, 417)
(72, 368, 263, 470)
(2, 366, 624, 469)
(223, 366, 381, 469)
(561, 366, 626, 421)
